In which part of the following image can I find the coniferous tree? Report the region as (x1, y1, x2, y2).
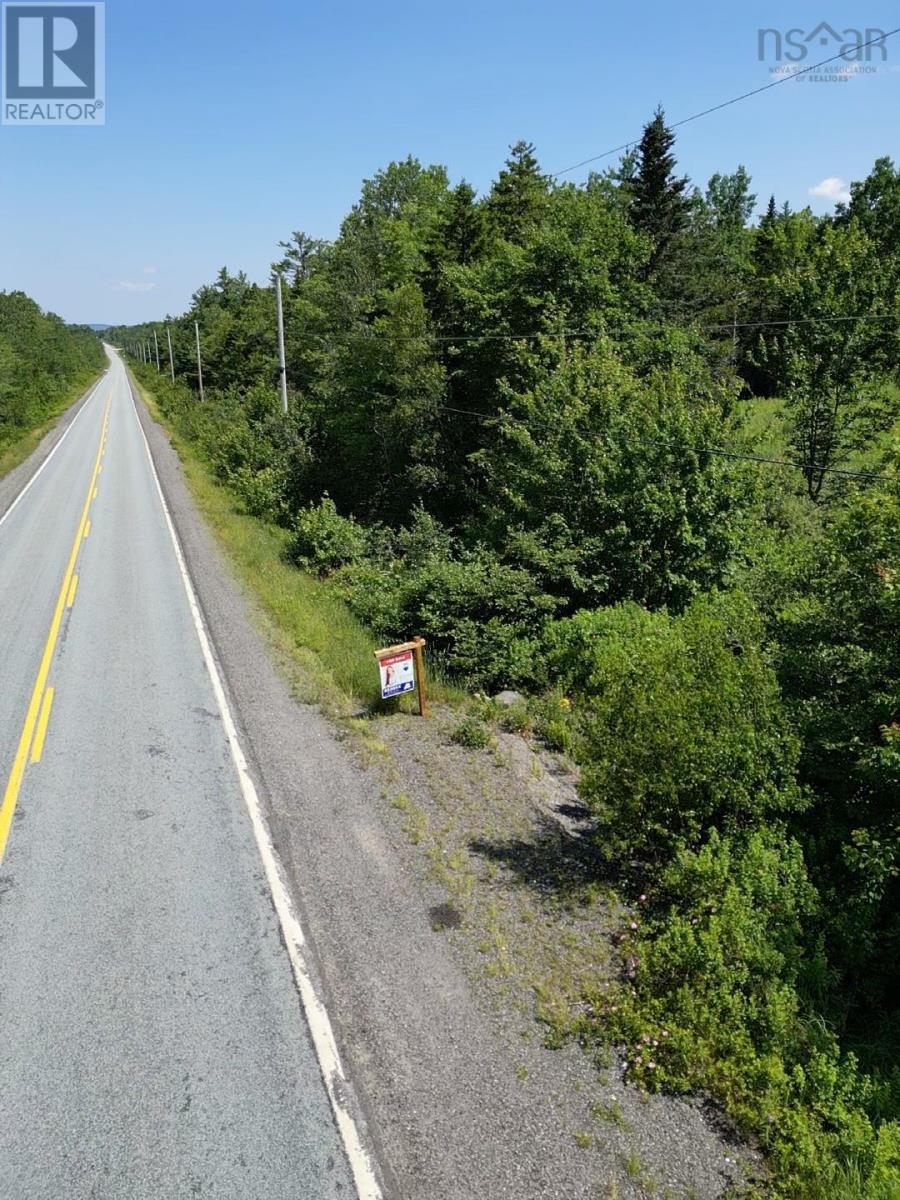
(628, 108, 689, 273)
(487, 141, 550, 244)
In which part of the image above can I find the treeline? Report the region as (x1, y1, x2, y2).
(111, 113, 900, 1197)
(0, 292, 105, 453)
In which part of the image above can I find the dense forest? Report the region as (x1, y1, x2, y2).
(110, 112, 900, 1198)
(0, 292, 105, 455)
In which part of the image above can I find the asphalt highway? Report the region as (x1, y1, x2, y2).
(0, 351, 361, 1198)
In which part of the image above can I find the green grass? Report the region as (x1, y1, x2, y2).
(741, 380, 900, 471)
(135, 378, 459, 718)
(740, 395, 787, 458)
(0, 372, 103, 483)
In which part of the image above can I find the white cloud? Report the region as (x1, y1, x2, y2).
(116, 280, 157, 293)
(142, 266, 158, 275)
(809, 177, 851, 204)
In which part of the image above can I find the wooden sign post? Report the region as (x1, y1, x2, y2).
(375, 637, 428, 718)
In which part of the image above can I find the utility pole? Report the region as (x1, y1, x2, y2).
(153, 329, 161, 372)
(275, 274, 289, 415)
(166, 325, 175, 383)
(195, 321, 205, 402)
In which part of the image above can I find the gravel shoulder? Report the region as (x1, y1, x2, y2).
(134, 385, 760, 1200)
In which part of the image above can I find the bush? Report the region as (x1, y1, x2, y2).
(586, 827, 900, 1199)
(776, 486, 900, 1028)
(451, 715, 494, 749)
(333, 516, 555, 690)
(569, 592, 803, 862)
(287, 497, 368, 574)
(531, 691, 577, 754)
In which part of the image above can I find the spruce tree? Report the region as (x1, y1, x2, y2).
(487, 141, 550, 244)
(629, 108, 689, 272)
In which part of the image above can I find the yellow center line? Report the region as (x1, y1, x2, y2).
(30, 689, 55, 765)
(83, 520, 91, 540)
(0, 395, 111, 863)
(66, 574, 79, 609)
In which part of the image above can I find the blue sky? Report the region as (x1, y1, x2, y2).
(0, 0, 897, 324)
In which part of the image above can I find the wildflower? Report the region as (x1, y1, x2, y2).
(630, 921, 639, 931)
(648, 1061, 656, 1070)
(639, 894, 647, 903)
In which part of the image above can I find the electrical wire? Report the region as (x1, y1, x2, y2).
(552, 27, 900, 178)
(274, 312, 900, 349)
(437, 405, 899, 484)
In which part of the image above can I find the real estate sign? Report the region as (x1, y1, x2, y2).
(379, 650, 416, 700)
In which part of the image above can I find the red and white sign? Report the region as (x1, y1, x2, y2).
(379, 650, 416, 699)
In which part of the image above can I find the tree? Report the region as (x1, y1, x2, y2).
(777, 486, 900, 1023)
(474, 332, 750, 612)
(628, 108, 690, 274)
(563, 592, 802, 863)
(0, 291, 103, 449)
(486, 141, 550, 244)
(754, 221, 900, 499)
(837, 156, 900, 255)
(272, 231, 327, 285)
(668, 167, 757, 337)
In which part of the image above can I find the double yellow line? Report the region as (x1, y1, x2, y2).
(0, 394, 111, 864)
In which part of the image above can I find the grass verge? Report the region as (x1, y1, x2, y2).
(135, 379, 458, 718)
(0, 372, 103, 483)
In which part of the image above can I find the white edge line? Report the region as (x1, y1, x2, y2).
(125, 362, 383, 1200)
(0, 371, 108, 532)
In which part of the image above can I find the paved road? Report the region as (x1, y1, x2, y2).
(0, 352, 361, 1198)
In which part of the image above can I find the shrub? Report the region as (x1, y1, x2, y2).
(586, 827, 900, 1199)
(287, 497, 368, 574)
(775, 486, 900, 1029)
(451, 715, 494, 750)
(498, 700, 532, 735)
(570, 592, 803, 863)
(333, 519, 555, 690)
(531, 691, 577, 754)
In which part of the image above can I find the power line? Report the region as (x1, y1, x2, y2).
(282, 312, 898, 348)
(553, 27, 900, 178)
(438, 405, 899, 485)
(106, 311, 900, 362)
(122, 330, 898, 485)
(629, 439, 898, 484)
